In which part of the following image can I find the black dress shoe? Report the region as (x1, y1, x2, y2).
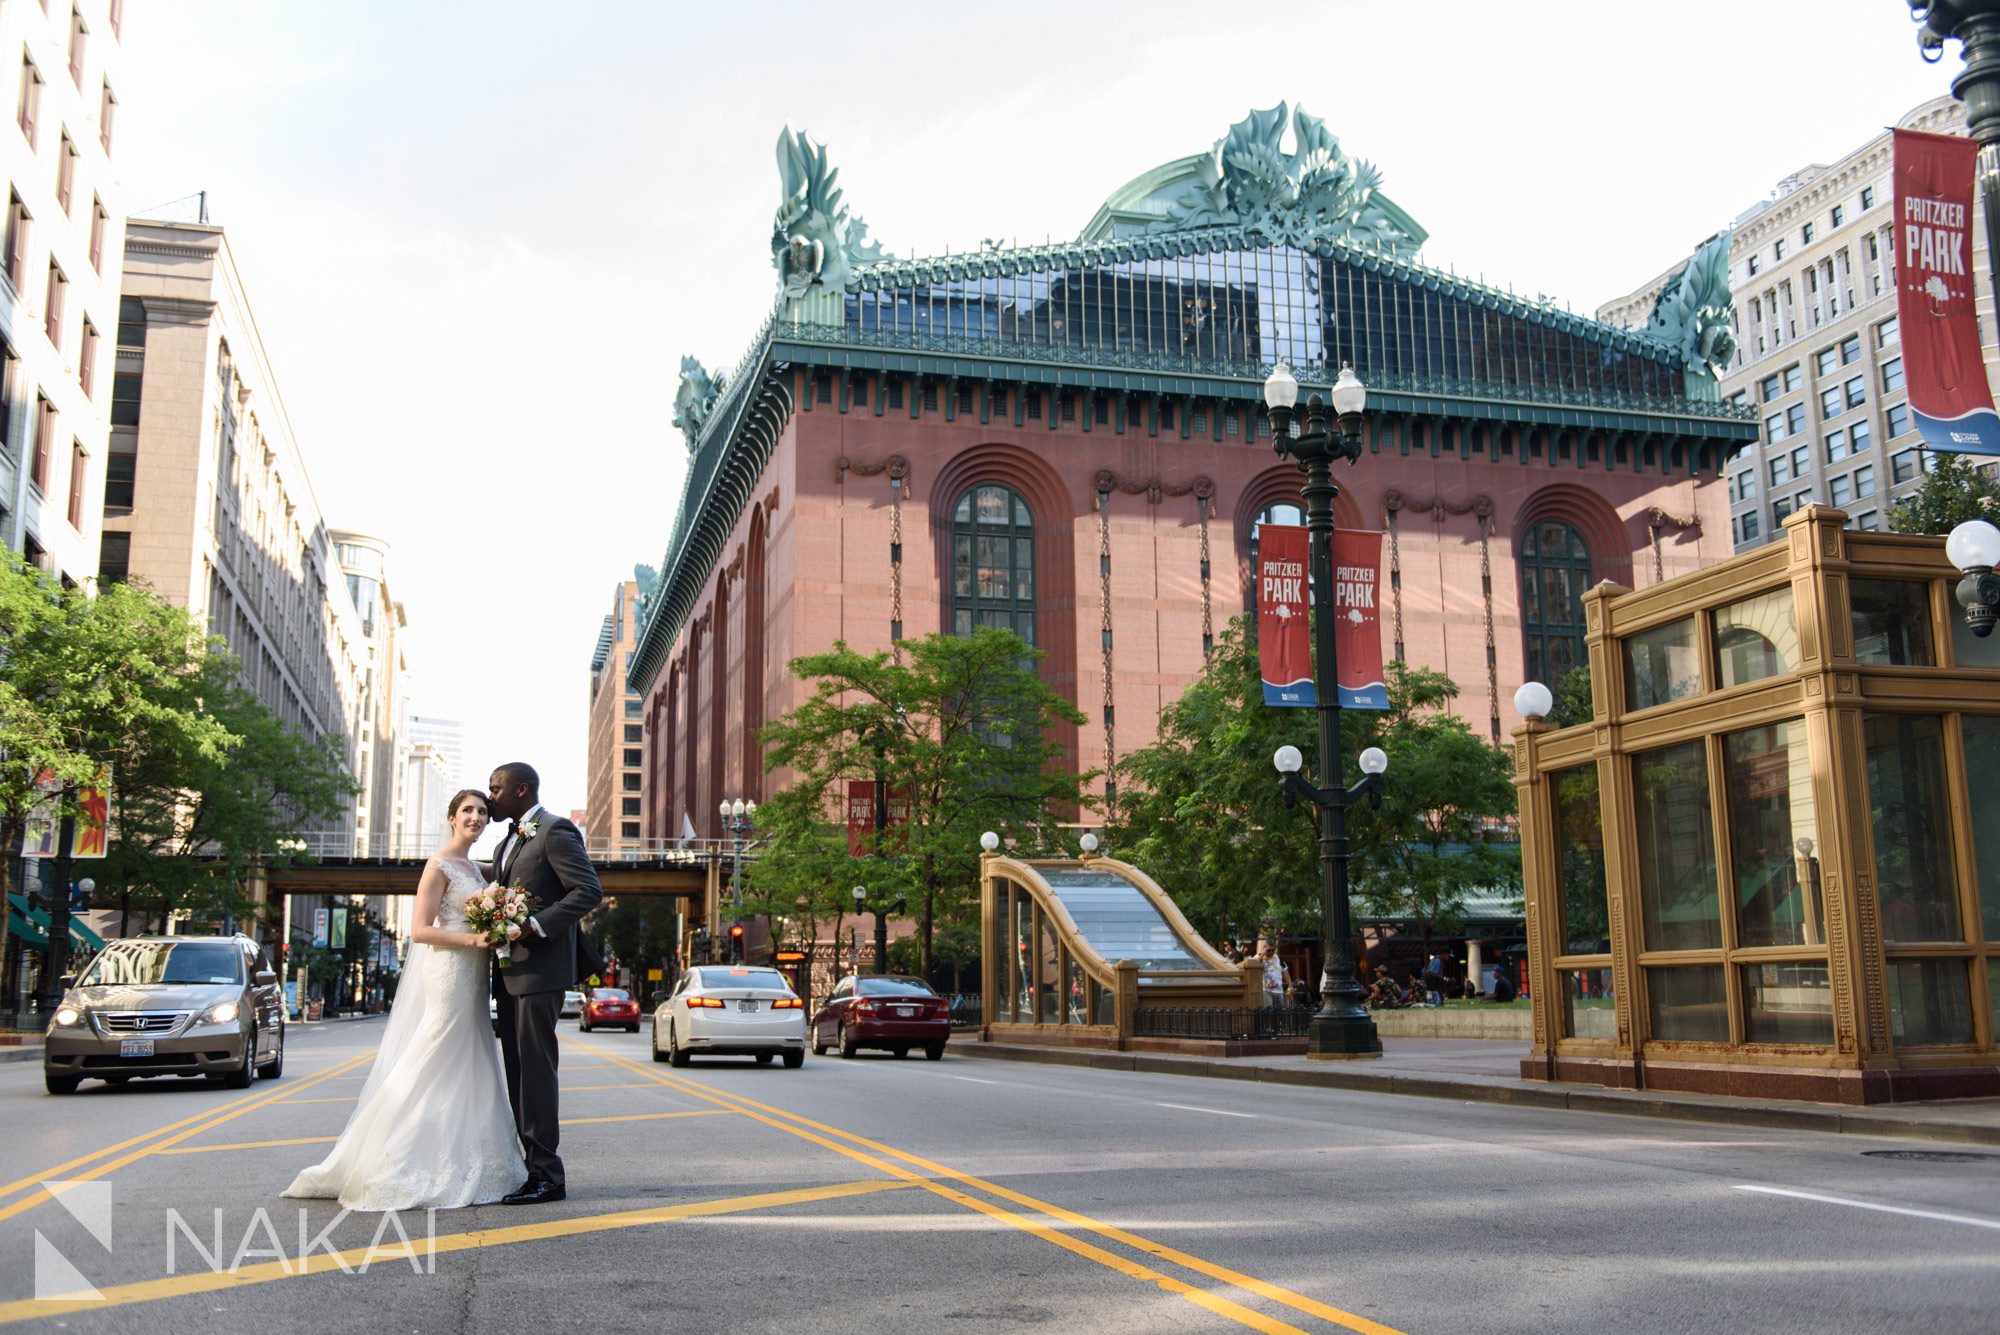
(501, 1178, 566, 1205)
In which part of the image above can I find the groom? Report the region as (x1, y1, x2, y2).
(486, 761, 602, 1205)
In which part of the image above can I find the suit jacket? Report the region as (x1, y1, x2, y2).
(490, 812, 603, 996)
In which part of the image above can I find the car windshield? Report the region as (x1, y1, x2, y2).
(592, 989, 630, 1001)
(696, 967, 790, 991)
(857, 977, 938, 997)
(82, 942, 243, 987)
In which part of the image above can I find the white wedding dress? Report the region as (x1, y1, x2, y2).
(284, 857, 526, 1211)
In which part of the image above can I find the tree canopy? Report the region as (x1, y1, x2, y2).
(1888, 450, 2000, 536)
(1113, 616, 1517, 951)
(749, 628, 1091, 978)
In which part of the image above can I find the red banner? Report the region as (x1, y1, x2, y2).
(1333, 531, 1388, 711)
(1893, 128, 2000, 455)
(845, 780, 909, 856)
(1256, 525, 1314, 707)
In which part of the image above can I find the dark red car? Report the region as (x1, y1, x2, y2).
(809, 975, 950, 1060)
(579, 987, 640, 1033)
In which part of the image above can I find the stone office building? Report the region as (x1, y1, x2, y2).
(1600, 96, 2000, 552)
(631, 106, 1760, 839)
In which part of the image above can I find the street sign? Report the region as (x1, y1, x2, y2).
(646, 968, 662, 981)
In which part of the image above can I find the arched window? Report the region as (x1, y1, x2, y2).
(951, 483, 1035, 643)
(1520, 520, 1592, 683)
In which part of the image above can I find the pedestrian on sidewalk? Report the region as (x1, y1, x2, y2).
(1255, 940, 1289, 1010)
(1421, 955, 1446, 1009)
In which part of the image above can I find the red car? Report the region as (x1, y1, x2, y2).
(809, 975, 950, 1060)
(579, 987, 640, 1033)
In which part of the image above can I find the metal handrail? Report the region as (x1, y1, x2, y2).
(277, 832, 744, 865)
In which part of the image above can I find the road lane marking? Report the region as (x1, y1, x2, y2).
(952, 1076, 999, 1085)
(0, 1178, 915, 1324)
(1733, 1184, 2000, 1231)
(0, 1052, 377, 1225)
(0, 1052, 373, 1204)
(158, 1137, 339, 1155)
(575, 1038, 1393, 1335)
(268, 1097, 356, 1104)
(1158, 1103, 1257, 1119)
(563, 1110, 730, 1126)
(557, 1083, 660, 1092)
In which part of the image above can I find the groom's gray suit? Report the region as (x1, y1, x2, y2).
(489, 808, 602, 1190)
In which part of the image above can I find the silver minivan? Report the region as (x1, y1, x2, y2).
(42, 935, 286, 1094)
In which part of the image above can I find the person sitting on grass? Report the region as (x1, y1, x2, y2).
(1488, 966, 1518, 1004)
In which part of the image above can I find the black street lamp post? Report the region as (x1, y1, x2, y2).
(720, 798, 756, 962)
(1263, 362, 1388, 1059)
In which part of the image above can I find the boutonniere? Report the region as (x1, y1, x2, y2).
(517, 817, 541, 841)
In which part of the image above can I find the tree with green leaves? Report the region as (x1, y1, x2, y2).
(1888, 450, 2000, 536)
(0, 558, 235, 1000)
(1114, 616, 1518, 954)
(102, 653, 357, 933)
(1346, 669, 1521, 959)
(752, 628, 1091, 978)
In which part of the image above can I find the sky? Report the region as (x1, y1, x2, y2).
(113, 0, 1957, 810)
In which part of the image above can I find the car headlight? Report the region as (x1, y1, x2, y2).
(202, 1001, 241, 1025)
(53, 1006, 82, 1027)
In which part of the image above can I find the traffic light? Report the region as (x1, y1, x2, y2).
(728, 922, 745, 962)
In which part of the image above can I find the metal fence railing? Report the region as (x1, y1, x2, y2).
(1132, 1005, 1317, 1042)
(945, 994, 983, 1028)
(279, 832, 740, 865)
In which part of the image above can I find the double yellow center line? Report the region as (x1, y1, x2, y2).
(0, 1051, 376, 1225)
(569, 1037, 1403, 1335)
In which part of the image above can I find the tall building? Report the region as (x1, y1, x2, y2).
(1599, 96, 1997, 552)
(0, 0, 126, 585)
(586, 578, 644, 850)
(631, 108, 1755, 842)
(331, 529, 408, 856)
(107, 218, 365, 853)
(405, 713, 467, 789)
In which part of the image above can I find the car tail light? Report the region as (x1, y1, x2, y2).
(687, 997, 725, 1009)
(772, 997, 802, 1010)
(852, 1000, 876, 1016)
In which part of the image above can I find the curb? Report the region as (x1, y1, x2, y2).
(952, 1043, 2000, 1147)
(0, 1044, 43, 1064)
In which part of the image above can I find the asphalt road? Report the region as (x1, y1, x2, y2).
(0, 1016, 1996, 1333)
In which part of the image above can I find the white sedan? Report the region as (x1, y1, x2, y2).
(651, 966, 806, 1068)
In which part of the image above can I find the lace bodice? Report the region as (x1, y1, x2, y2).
(433, 857, 488, 932)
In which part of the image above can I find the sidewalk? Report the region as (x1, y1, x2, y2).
(953, 1036, 2000, 1147)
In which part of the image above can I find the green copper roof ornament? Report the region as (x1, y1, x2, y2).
(1644, 230, 1738, 400)
(1145, 103, 1420, 256)
(772, 125, 891, 297)
(672, 355, 725, 451)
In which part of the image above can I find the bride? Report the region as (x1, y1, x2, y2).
(284, 789, 527, 1211)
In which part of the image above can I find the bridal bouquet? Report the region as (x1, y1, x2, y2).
(465, 884, 532, 968)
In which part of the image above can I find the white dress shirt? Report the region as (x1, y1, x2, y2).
(504, 803, 547, 936)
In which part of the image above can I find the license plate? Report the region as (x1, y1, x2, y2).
(736, 1000, 758, 1013)
(119, 1038, 154, 1058)
(897, 1007, 916, 1018)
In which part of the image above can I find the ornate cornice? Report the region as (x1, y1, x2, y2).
(1092, 469, 1214, 504)
(1383, 489, 1493, 519)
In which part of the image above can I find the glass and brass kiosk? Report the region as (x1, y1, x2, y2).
(980, 848, 1261, 1048)
(1515, 507, 2000, 1103)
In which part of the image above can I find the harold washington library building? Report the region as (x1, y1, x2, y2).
(629, 105, 1759, 941)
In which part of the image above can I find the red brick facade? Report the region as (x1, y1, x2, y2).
(642, 372, 1731, 841)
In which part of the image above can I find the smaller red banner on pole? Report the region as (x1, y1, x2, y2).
(1893, 127, 2000, 455)
(845, 780, 909, 856)
(1256, 525, 1314, 708)
(1333, 531, 1388, 711)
